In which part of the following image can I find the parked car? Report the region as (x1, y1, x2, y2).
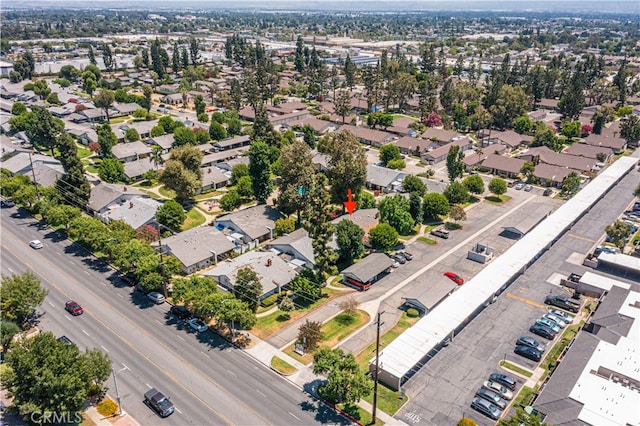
(488, 373, 517, 391)
(147, 292, 165, 305)
(548, 309, 573, 322)
(470, 396, 503, 420)
(57, 335, 74, 346)
(514, 344, 543, 362)
(170, 305, 191, 320)
(398, 251, 413, 261)
(0, 198, 15, 207)
(64, 300, 83, 316)
(187, 318, 208, 333)
(543, 188, 553, 196)
(544, 294, 580, 313)
(475, 388, 507, 410)
(535, 318, 561, 333)
(544, 313, 567, 328)
(515, 182, 525, 190)
(524, 184, 533, 192)
(430, 228, 450, 239)
(444, 271, 464, 285)
(530, 324, 557, 340)
(29, 240, 44, 249)
(482, 380, 513, 400)
(392, 254, 406, 264)
(144, 388, 175, 418)
(516, 336, 546, 353)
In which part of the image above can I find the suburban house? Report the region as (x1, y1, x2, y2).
(366, 165, 409, 193)
(488, 130, 534, 150)
(212, 135, 251, 152)
(463, 145, 507, 171)
(1, 151, 61, 176)
(287, 117, 337, 134)
(394, 136, 433, 156)
(123, 159, 156, 181)
(111, 141, 153, 163)
(112, 102, 140, 116)
(148, 134, 175, 153)
(104, 197, 162, 230)
(29, 163, 64, 188)
(342, 253, 394, 290)
(479, 154, 526, 178)
(87, 183, 147, 217)
(266, 228, 315, 269)
(339, 124, 395, 147)
(200, 167, 229, 192)
(214, 204, 282, 247)
(158, 226, 236, 274)
(564, 143, 613, 161)
(201, 149, 245, 168)
(269, 110, 311, 127)
(331, 208, 380, 235)
(204, 250, 298, 300)
(80, 108, 109, 122)
(421, 137, 473, 165)
(517, 146, 594, 173)
(422, 127, 461, 144)
(311, 151, 330, 173)
(581, 133, 626, 153)
(119, 120, 157, 140)
(531, 163, 573, 187)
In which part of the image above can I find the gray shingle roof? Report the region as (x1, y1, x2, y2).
(215, 204, 282, 241)
(342, 253, 394, 283)
(162, 226, 236, 268)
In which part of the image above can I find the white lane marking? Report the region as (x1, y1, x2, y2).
(101, 345, 109, 353)
(122, 363, 129, 370)
(175, 407, 183, 414)
(146, 383, 152, 388)
(56, 252, 62, 256)
(84, 271, 90, 275)
(7, 267, 13, 273)
(70, 261, 75, 266)
(256, 389, 266, 398)
(155, 319, 162, 325)
(200, 351, 210, 359)
(226, 369, 237, 377)
(65, 316, 71, 322)
(289, 412, 300, 421)
(48, 301, 55, 307)
(101, 282, 107, 287)
(117, 293, 123, 298)
(82, 329, 89, 336)
(177, 335, 185, 342)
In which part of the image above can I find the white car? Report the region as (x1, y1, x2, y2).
(515, 183, 525, 190)
(29, 240, 44, 249)
(188, 318, 208, 333)
(544, 313, 567, 328)
(147, 292, 165, 305)
(549, 309, 573, 322)
(482, 380, 513, 400)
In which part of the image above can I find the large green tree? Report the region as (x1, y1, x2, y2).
(5, 332, 111, 422)
(446, 145, 465, 182)
(605, 220, 632, 250)
(312, 347, 372, 405)
(462, 174, 485, 194)
(157, 200, 186, 231)
(94, 89, 115, 122)
(98, 158, 124, 183)
(327, 131, 367, 204)
(277, 140, 315, 216)
(159, 146, 203, 202)
(488, 177, 507, 197)
(490, 85, 530, 130)
(335, 220, 365, 263)
(288, 269, 322, 303)
(368, 223, 399, 251)
(97, 123, 117, 158)
(305, 174, 338, 278)
(0, 272, 48, 325)
(234, 267, 262, 312)
(56, 134, 91, 207)
(423, 192, 450, 222)
(248, 141, 273, 204)
(26, 106, 64, 156)
(444, 181, 470, 205)
(378, 194, 415, 235)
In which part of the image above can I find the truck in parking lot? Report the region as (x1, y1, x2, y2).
(544, 294, 580, 313)
(144, 388, 175, 417)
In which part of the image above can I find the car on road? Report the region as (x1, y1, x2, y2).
(144, 388, 175, 418)
(430, 228, 450, 239)
(535, 317, 561, 333)
(516, 336, 546, 353)
(29, 240, 44, 249)
(170, 305, 191, 320)
(470, 396, 503, 420)
(548, 309, 573, 322)
(482, 380, 513, 400)
(514, 344, 543, 362)
(544, 294, 580, 313)
(474, 388, 507, 410)
(397, 251, 413, 261)
(543, 188, 553, 196)
(524, 184, 533, 192)
(444, 271, 464, 285)
(544, 313, 567, 328)
(515, 182, 525, 190)
(147, 292, 165, 305)
(188, 318, 208, 333)
(488, 373, 517, 391)
(530, 324, 557, 340)
(65, 300, 84, 316)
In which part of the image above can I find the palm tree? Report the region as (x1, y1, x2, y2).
(149, 146, 164, 172)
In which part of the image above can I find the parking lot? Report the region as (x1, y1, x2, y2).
(394, 164, 640, 425)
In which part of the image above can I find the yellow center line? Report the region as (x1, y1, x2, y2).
(505, 292, 546, 309)
(565, 233, 597, 243)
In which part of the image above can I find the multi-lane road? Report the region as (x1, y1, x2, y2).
(0, 207, 349, 425)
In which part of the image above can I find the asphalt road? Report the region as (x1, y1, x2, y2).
(395, 159, 640, 426)
(0, 206, 349, 426)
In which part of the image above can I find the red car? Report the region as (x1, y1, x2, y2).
(444, 272, 464, 285)
(65, 300, 84, 316)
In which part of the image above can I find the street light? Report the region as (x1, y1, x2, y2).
(112, 365, 129, 417)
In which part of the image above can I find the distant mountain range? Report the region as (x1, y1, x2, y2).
(4, 0, 637, 15)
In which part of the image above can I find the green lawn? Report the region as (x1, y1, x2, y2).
(86, 165, 99, 174)
(75, 145, 93, 159)
(499, 360, 533, 377)
(157, 186, 176, 199)
(417, 236, 437, 245)
(336, 403, 384, 426)
(511, 385, 538, 410)
(484, 195, 512, 204)
(541, 321, 583, 380)
(181, 207, 206, 231)
(270, 356, 297, 375)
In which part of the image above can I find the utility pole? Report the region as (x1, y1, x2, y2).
(372, 311, 385, 424)
(28, 151, 41, 200)
(155, 216, 168, 299)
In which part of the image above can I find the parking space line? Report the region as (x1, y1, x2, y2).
(505, 292, 545, 309)
(175, 407, 183, 414)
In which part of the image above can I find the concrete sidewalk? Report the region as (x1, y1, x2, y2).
(85, 405, 142, 426)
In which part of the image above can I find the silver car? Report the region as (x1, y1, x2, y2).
(147, 292, 165, 304)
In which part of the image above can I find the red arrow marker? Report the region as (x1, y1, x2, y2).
(343, 188, 357, 215)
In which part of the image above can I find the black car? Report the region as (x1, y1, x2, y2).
(56, 336, 74, 346)
(470, 396, 503, 420)
(398, 251, 413, 261)
(488, 373, 517, 391)
(543, 188, 553, 196)
(530, 324, 557, 340)
(516, 336, 546, 353)
(475, 388, 507, 410)
(170, 305, 191, 319)
(514, 344, 543, 362)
